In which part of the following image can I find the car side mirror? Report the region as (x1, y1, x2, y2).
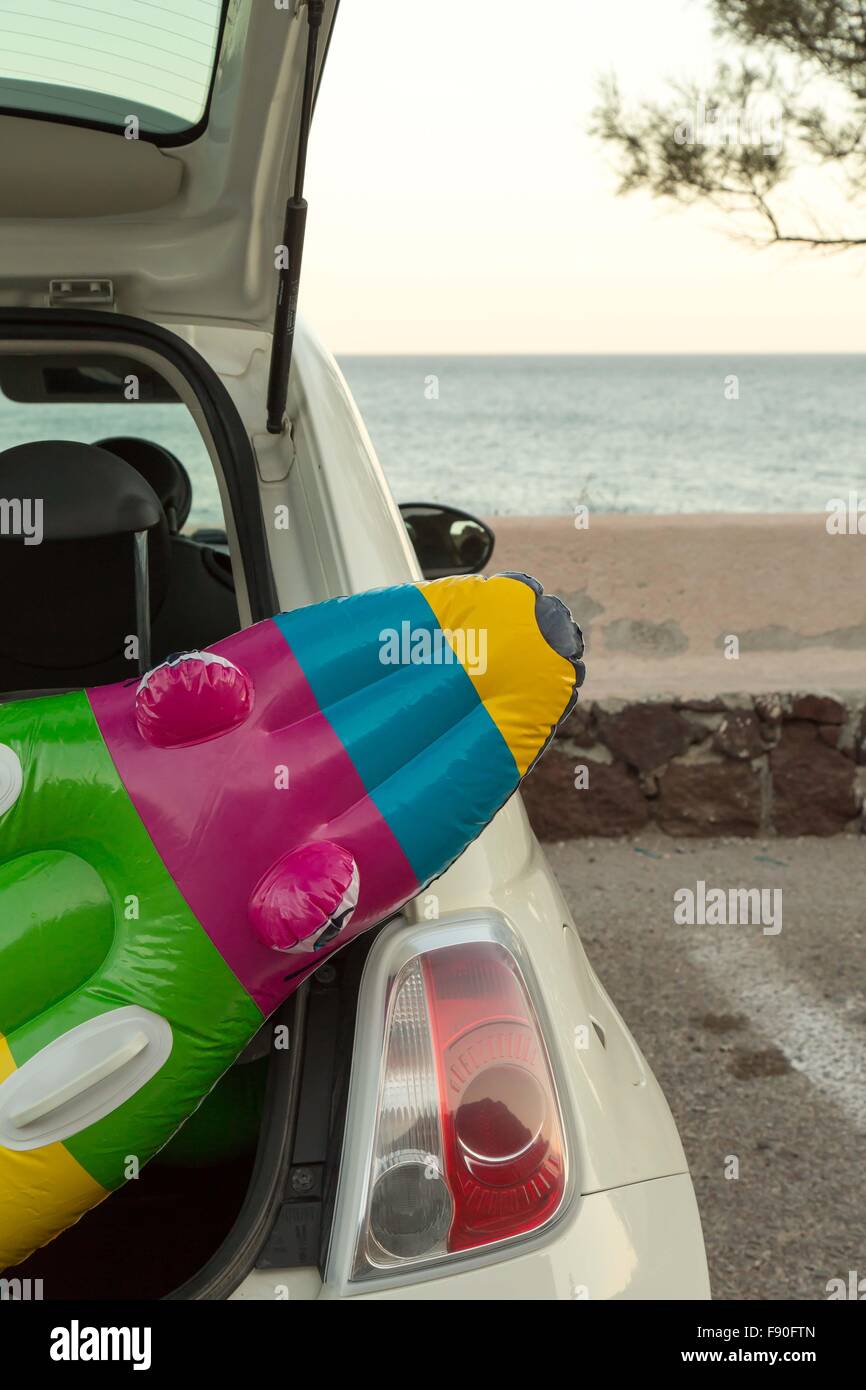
(399, 503, 495, 580)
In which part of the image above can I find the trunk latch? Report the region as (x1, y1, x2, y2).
(49, 278, 115, 308)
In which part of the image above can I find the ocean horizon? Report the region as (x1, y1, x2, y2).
(1, 354, 863, 528)
(339, 354, 866, 521)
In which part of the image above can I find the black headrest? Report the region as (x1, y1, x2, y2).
(0, 440, 163, 539)
(96, 437, 193, 534)
(0, 440, 169, 680)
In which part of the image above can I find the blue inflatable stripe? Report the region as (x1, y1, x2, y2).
(371, 702, 519, 885)
(273, 587, 520, 883)
(274, 586, 438, 711)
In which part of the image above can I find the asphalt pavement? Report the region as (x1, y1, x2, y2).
(547, 833, 866, 1301)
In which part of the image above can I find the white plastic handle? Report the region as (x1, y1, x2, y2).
(0, 743, 22, 816)
(9, 1030, 149, 1129)
(0, 1008, 173, 1151)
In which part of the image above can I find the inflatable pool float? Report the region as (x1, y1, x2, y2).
(0, 572, 584, 1269)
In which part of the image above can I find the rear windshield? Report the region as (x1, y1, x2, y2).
(0, 0, 226, 138)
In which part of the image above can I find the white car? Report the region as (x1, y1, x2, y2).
(0, 1, 708, 1300)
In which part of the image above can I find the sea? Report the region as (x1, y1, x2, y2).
(340, 355, 866, 520)
(3, 355, 863, 528)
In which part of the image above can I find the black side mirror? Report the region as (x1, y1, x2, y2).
(399, 503, 495, 580)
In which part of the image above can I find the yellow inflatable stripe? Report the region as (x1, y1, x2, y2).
(420, 575, 576, 775)
(0, 1035, 108, 1271)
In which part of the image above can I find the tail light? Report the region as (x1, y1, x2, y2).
(346, 925, 569, 1279)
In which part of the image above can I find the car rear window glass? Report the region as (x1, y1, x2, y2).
(0, 0, 226, 137)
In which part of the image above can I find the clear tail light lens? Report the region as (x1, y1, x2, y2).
(366, 958, 453, 1264)
(357, 938, 567, 1274)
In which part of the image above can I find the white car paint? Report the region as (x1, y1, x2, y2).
(235, 1176, 708, 1301)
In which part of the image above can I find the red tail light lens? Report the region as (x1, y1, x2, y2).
(356, 936, 567, 1274)
(424, 943, 566, 1252)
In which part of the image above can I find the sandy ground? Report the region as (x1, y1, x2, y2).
(547, 833, 866, 1302)
(487, 514, 866, 698)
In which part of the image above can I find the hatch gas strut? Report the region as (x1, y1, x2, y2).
(266, 0, 326, 434)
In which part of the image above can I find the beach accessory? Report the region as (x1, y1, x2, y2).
(0, 573, 583, 1269)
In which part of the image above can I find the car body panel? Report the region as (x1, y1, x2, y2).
(233, 1175, 709, 1301)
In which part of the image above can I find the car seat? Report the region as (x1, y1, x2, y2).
(0, 440, 169, 694)
(95, 436, 240, 658)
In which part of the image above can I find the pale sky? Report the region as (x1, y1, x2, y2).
(303, 0, 866, 354)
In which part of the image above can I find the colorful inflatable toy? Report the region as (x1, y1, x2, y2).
(0, 573, 584, 1270)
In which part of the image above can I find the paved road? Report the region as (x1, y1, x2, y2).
(547, 834, 866, 1301)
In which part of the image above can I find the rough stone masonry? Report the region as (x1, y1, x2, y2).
(522, 691, 866, 839)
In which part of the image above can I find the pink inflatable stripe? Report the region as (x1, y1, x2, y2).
(89, 622, 419, 1014)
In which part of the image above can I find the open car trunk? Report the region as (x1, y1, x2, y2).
(0, 0, 344, 1298)
(0, 305, 354, 1299)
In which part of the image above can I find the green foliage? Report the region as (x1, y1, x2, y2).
(592, 0, 866, 247)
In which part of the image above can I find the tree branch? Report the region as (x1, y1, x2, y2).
(591, 34, 866, 253)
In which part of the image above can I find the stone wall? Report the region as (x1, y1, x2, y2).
(522, 692, 866, 839)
